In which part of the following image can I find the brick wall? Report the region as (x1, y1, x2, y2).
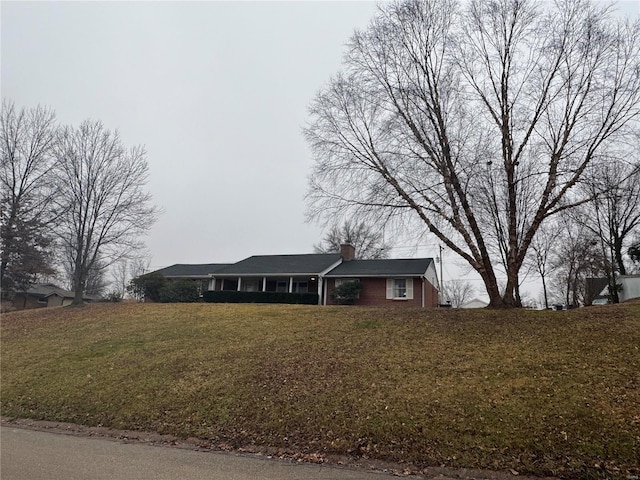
(327, 277, 433, 307)
(424, 280, 438, 308)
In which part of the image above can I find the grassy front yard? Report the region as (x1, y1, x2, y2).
(1, 302, 638, 478)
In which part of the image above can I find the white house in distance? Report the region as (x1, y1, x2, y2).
(461, 298, 489, 309)
(598, 275, 640, 303)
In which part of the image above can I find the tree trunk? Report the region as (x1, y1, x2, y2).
(71, 255, 86, 306)
(614, 237, 626, 276)
(500, 262, 522, 308)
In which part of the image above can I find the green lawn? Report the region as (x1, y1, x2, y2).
(1, 302, 639, 478)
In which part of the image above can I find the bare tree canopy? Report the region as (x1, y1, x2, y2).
(526, 219, 557, 309)
(313, 220, 390, 258)
(0, 100, 57, 298)
(305, 0, 640, 308)
(442, 279, 475, 308)
(53, 120, 158, 305)
(550, 218, 606, 307)
(575, 154, 640, 301)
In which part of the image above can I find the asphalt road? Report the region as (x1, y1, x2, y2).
(0, 426, 418, 480)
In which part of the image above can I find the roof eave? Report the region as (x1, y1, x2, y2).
(325, 273, 427, 278)
(213, 272, 327, 277)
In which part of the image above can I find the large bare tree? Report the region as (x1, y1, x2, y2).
(313, 220, 390, 259)
(53, 120, 158, 305)
(0, 100, 58, 298)
(305, 0, 640, 307)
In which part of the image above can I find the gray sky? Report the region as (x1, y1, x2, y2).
(2, 0, 380, 270)
(2, 0, 639, 302)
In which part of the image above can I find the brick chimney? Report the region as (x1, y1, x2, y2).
(340, 243, 356, 260)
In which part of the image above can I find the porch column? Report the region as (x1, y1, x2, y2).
(262, 277, 267, 292)
(317, 277, 323, 305)
(221, 279, 225, 290)
(237, 277, 242, 291)
(323, 279, 328, 306)
(209, 278, 216, 291)
(289, 277, 294, 293)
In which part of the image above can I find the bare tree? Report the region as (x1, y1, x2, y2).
(580, 157, 640, 301)
(527, 221, 558, 310)
(129, 254, 151, 280)
(313, 220, 390, 259)
(305, 0, 640, 308)
(0, 100, 58, 299)
(630, 241, 640, 273)
(442, 279, 475, 308)
(52, 120, 158, 305)
(550, 218, 606, 306)
(111, 259, 129, 298)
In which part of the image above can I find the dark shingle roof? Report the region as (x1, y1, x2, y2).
(154, 264, 232, 278)
(27, 283, 75, 298)
(214, 254, 342, 276)
(325, 258, 434, 277)
(25, 283, 97, 300)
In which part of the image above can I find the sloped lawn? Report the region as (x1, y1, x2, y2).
(1, 302, 639, 478)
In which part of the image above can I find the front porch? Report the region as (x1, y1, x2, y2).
(209, 275, 322, 302)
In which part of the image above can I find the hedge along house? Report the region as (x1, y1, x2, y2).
(324, 258, 439, 308)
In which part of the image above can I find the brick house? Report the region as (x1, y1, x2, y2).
(153, 244, 439, 307)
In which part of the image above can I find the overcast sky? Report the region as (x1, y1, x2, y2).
(2, 1, 639, 299)
(2, 1, 382, 270)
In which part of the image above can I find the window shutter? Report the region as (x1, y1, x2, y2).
(406, 278, 414, 299)
(386, 278, 394, 299)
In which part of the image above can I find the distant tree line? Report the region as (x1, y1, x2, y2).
(1, 99, 158, 306)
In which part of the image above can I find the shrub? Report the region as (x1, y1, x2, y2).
(127, 272, 167, 302)
(330, 280, 361, 305)
(159, 279, 200, 303)
(203, 291, 319, 305)
(102, 291, 123, 303)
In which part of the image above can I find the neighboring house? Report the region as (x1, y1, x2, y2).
(153, 244, 440, 307)
(461, 298, 489, 309)
(11, 283, 97, 310)
(595, 275, 640, 303)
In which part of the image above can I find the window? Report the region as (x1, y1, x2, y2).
(244, 280, 261, 292)
(386, 278, 413, 300)
(293, 281, 308, 293)
(276, 281, 288, 293)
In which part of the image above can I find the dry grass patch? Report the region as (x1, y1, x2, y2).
(1, 302, 639, 478)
